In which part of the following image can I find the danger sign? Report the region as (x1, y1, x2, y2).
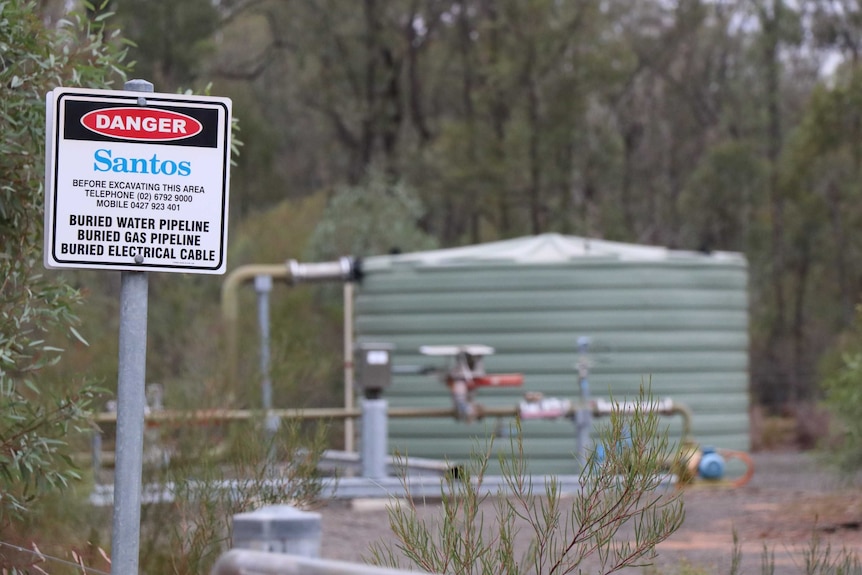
(81, 107, 204, 141)
(44, 87, 232, 274)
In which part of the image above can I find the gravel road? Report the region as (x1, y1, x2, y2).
(317, 451, 862, 574)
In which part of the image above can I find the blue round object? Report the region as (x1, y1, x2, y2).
(697, 447, 725, 480)
(595, 444, 605, 463)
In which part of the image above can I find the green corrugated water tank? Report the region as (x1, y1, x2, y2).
(355, 233, 749, 475)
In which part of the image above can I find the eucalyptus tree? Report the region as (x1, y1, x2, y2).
(803, 0, 862, 328)
(150, 0, 862, 411)
(0, 0, 129, 529)
(604, 1, 787, 249)
(113, 0, 220, 90)
(773, 66, 862, 401)
(806, 0, 862, 63)
(412, 0, 626, 242)
(205, 0, 449, 218)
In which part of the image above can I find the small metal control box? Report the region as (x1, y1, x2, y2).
(355, 342, 395, 393)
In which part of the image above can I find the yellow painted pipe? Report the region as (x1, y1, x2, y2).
(220, 263, 290, 381)
(92, 401, 693, 439)
(220, 258, 357, 386)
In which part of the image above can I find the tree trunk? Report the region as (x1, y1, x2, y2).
(526, 46, 543, 234)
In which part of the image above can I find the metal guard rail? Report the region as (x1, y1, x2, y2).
(210, 549, 427, 575)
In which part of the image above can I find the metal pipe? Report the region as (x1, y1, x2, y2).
(92, 471, 626, 506)
(317, 449, 457, 475)
(670, 401, 694, 441)
(95, 407, 362, 424)
(254, 275, 279, 457)
(360, 399, 388, 479)
(210, 548, 420, 575)
(94, 406, 504, 426)
(343, 282, 355, 452)
(288, 256, 357, 284)
(255, 275, 274, 413)
(220, 258, 360, 385)
(592, 398, 694, 441)
(575, 336, 592, 472)
(221, 264, 288, 381)
(92, 401, 692, 434)
(91, 431, 102, 485)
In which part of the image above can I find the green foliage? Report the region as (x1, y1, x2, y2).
(799, 535, 862, 575)
(732, 530, 862, 575)
(680, 141, 767, 252)
(0, 0, 129, 528)
(135, 419, 327, 575)
(820, 313, 862, 472)
(225, 193, 345, 411)
(114, 0, 220, 90)
(367, 393, 685, 575)
(0, 417, 328, 573)
(305, 171, 438, 260)
(0, 378, 101, 524)
(184, 0, 862, 411)
(643, 530, 862, 575)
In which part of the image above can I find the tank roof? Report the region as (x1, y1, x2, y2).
(366, 233, 745, 269)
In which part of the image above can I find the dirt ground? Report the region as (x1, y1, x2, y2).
(317, 451, 862, 574)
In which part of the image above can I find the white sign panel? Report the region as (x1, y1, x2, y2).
(44, 87, 232, 274)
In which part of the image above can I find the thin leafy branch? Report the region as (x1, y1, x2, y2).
(367, 390, 685, 575)
(0, 0, 129, 540)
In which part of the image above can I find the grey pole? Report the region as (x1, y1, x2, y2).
(255, 275, 273, 412)
(254, 275, 279, 443)
(575, 336, 592, 473)
(110, 78, 153, 575)
(343, 282, 355, 453)
(360, 399, 388, 480)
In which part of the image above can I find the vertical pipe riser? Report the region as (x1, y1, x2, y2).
(361, 399, 388, 480)
(255, 275, 273, 412)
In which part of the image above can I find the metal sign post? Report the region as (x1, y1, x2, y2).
(109, 78, 151, 575)
(43, 78, 232, 574)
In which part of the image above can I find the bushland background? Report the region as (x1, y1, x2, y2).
(45, 0, 862, 418)
(7, 0, 862, 571)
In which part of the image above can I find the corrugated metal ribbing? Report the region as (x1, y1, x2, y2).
(354, 237, 749, 474)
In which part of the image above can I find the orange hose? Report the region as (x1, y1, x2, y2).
(717, 448, 755, 488)
(677, 447, 756, 490)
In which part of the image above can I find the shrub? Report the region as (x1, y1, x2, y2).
(819, 307, 862, 472)
(368, 392, 685, 575)
(135, 418, 328, 575)
(0, 0, 129, 532)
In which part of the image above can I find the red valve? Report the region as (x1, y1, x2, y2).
(470, 374, 524, 388)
